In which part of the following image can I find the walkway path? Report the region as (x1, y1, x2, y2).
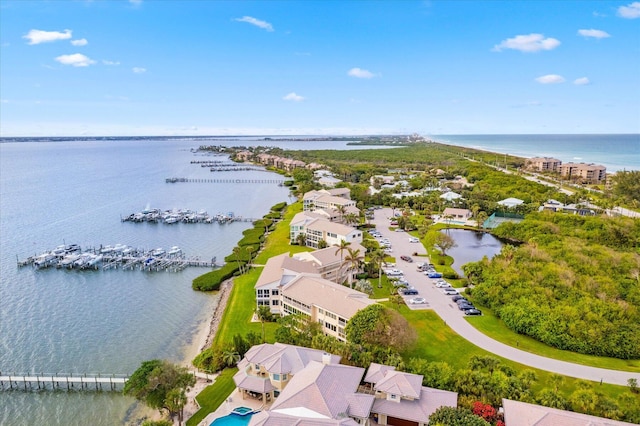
(372, 208, 640, 386)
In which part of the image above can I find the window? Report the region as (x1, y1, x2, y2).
(282, 374, 287, 381)
(272, 373, 280, 381)
(271, 289, 279, 295)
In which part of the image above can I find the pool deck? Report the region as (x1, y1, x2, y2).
(198, 388, 272, 426)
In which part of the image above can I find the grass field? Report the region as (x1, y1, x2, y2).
(186, 368, 238, 426)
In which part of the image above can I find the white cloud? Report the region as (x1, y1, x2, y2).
(535, 74, 565, 84)
(24, 29, 72, 45)
(283, 92, 304, 102)
(71, 38, 88, 46)
(492, 33, 560, 52)
(577, 29, 611, 39)
(618, 2, 640, 18)
(235, 16, 274, 32)
(132, 67, 146, 74)
(55, 53, 96, 67)
(347, 67, 375, 79)
(103, 60, 120, 66)
(574, 77, 590, 85)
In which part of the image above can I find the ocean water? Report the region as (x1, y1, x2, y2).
(432, 134, 640, 172)
(0, 140, 292, 426)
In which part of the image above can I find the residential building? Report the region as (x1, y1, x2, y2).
(293, 242, 366, 283)
(525, 157, 562, 172)
(442, 207, 472, 221)
(233, 342, 342, 405)
(559, 162, 606, 183)
(497, 197, 524, 208)
(235, 345, 458, 426)
(365, 363, 458, 426)
(318, 175, 342, 187)
(303, 189, 355, 212)
(305, 218, 363, 249)
(502, 399, 637, 426)
(439, 191, 462, 202)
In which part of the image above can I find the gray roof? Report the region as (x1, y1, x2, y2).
(502, 399, 638, 426)
(371, 387, 458, 423)
(250, 411, 359, 426)
(363, 363, 396, 385)
(233, 369, 276, 393)
(255, 253, 319, 289)
(243, 343, 341, 376)
(346, 393, 375, 418)
(375, 370, 423, 399)
(270, 361, 365, 420)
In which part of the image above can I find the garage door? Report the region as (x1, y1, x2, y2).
(387, 416, 418, 426)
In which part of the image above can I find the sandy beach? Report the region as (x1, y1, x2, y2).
(179, 278, 235, 425)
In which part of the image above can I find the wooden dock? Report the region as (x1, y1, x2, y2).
(0, 373, 129, 391)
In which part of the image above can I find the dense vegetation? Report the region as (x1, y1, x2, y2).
(468, 213, 640, 359)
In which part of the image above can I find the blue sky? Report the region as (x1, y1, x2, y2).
(1, 0, 639, 136)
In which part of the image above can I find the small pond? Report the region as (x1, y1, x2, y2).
(441, 229, 504, 277)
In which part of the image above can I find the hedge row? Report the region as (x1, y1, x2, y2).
(192, 263, 243, 291)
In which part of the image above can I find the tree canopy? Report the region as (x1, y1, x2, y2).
(345, 304, 417, 351)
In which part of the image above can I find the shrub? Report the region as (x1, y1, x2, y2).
(192, 263, 240, 291)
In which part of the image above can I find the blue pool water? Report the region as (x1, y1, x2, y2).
(210, 412, 254, 426)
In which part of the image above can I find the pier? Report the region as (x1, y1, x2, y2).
(0, 373, 129, 391)
(166, 177, 288, 185)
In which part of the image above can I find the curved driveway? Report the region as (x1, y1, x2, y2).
(372, 208, 639, 386)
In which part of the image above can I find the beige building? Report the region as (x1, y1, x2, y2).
(559, 162, 607, 183)
(502, 399, 637, 426)
(254, 252, 373, 341)
(442, 207, 472, 221)
(525, 157, 562, 172)
(290, 211, 363, 248)
(303, 189, 355, 211)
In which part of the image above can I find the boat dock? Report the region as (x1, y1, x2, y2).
(17, 245, 218, 272)
(121, 208, 244, 224)
(0, 373, 129, 391)
(166, 177, 287, 185)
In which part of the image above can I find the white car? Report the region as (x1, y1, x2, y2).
(409, 297, 427, 304)
(435, 282, 451, 288)
(408, 237, 419, 243)
(443, 288, 459, 295)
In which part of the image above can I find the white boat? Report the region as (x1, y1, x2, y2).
(33, 253, 56, 268)
(167, 246, 182, 256)
(100, 245, 114, 254)
(87, 254, 103, 267)
(59, 254, 80, 268)
(151, 248, 166, 257)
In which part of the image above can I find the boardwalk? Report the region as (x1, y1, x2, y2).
(0, 373, 129, 391)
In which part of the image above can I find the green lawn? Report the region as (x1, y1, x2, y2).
(186, 367, 238, 426)
(465, 305, 640, 373)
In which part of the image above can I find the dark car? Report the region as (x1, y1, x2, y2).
(451, 295, 466, 302)
(400, 255, 413, 262)
(458, 303, 475, 311)
(455, 298, 469, 305)
(465, 309, 482, 316)
(401, 288, 419, 295)
(427, 272, 443, 278)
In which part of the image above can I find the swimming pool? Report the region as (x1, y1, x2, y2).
(210, 411, 255, 426)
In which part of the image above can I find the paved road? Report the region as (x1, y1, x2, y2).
(372, 208, 639, 386)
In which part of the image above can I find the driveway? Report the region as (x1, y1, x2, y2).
(371, 208, 639, 386)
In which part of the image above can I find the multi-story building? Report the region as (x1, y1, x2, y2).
(303, 189, 355, 211)
(525, 157, 562, 172)
(559, 162, 607, 184)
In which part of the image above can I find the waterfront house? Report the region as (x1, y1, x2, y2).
(293, 242, 366, 284)
(559, 162, 606, 184)
(303, 189, 356, 212)
(525, 157, 562, 172)
(233, 342, 342, 405)
(290, 211, 362, 248)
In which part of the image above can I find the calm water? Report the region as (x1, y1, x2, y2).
(0, 140, 293, 425)
(432, 134, 639, 172)
(443, 229, 504, 277)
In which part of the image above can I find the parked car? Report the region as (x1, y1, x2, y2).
(384, 268, 403, 276)
(452, 296, 467, 303)
(427, 272, 443, 278)
(409, 237, 420, 243)
(400, 255, 413, 262)
(409, 297, 427, 304)
(458, 303, 475, 311)
(465, 309, 482, 316)
(435, 282, 451, 288)
(395, 228, 405, 232)
(401, 288, 419, 295)
(444, 288, 459, 295)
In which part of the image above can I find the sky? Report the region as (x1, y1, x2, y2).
(1, 0, 639, 136)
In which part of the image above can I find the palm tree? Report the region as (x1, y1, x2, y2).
(342, 248, 364, 288)
(369, 249, 385, 289)
(335, 205, 347, 223)
(344, 212, 358, 227)
(255, 306, 271, 342)
(334, 240, 351, 283)
(222, 349, 240, 367)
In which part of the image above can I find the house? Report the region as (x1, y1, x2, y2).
(501, 399, 637, 426)
(235, 150, 253, 162)
(442, 207, 472, 221)
(290, 211, 328, 243)
(497, 197, 524, 208)
(318, 175, 342, 187)
(365, 363, 458, 426)
(439, 191, 462, 202)
(370, 175, 396, 186)
(233, 342, 342, 405)
(236, 344, 459, 426)
(293, 242, 366, 283)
